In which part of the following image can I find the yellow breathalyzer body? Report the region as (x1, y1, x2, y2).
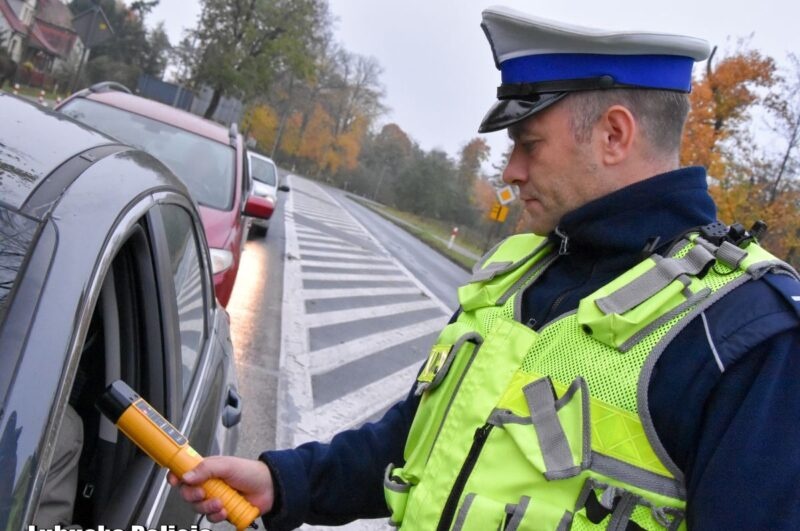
(97, 380, 259, 530)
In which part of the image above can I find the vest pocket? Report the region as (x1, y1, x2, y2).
(451, 493, 506, 531)
(403, 325, 484, 479)
(451, 493, 573, 531)
(497, 374, 591, 480)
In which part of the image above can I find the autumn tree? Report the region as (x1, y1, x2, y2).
(680, 44, 800, 265)
(242, 104, 279, 151)
(681, 44, 777, 178)
(69, 0, 168, 88)
(393, 149, 460, 220)
(342, 123, 414, 202)
(185, 0, 328, 119)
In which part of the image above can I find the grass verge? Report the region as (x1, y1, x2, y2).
(350, 196, 479, 271)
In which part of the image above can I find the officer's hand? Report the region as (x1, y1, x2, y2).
(167, 456, 274, 523)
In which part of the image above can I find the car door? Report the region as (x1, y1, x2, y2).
(144, 198, 242, 525)
(21, 189, 240, 529)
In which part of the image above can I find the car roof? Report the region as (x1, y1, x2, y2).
(81, 90, 232, 145)
(0, 93, 117, 209)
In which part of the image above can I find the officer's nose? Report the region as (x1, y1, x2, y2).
(502, 144, 527, 186)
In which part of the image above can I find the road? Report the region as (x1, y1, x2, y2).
(223, 175, 470, 530)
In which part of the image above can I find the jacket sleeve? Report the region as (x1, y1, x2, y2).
(685, 326, 800, 529)
(259, 385, 421, 531)
(651, 275, 800, 529)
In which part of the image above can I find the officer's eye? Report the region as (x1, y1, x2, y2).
(520, 140, 539, 154)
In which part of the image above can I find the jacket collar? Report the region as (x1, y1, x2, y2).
(551, 166, 717, 260)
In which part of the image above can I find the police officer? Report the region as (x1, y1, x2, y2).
(170, 7, 800, 530)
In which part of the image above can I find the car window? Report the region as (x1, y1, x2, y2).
(250, 155, 277, 186)
(60, 99, 236, 211)
(68, 220, 166, 527)
(158, 204, 207, 401)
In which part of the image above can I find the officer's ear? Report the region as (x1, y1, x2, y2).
(596, 104, 636, 166)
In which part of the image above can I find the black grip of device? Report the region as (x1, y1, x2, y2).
(96, 380, 140, 423)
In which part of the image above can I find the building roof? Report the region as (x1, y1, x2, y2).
(28, 19, 75, 57)
(0, 0, 27, 34)
(35, 0, 75, 31)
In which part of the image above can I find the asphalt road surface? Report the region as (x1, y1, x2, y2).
(221, 174, 470, 530)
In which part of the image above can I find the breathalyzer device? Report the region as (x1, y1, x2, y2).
(96, 380, 260, 530)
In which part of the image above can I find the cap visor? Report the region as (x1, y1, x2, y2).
(478, 93, 567, 133)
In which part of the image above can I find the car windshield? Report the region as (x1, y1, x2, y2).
(60, 98, 236, 211)
(250, 156, 276, 186)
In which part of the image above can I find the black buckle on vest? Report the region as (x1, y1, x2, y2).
(699, 220, 768, 248)
(583, 490, 646, 531)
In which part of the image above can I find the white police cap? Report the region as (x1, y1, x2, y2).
(479, 6, 712, 133)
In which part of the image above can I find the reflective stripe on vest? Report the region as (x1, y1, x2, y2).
(385, 233, 798, 530)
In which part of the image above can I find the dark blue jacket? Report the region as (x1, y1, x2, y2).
(261, 167, 800, 530)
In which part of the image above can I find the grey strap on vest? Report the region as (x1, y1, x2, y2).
(523, 378, 577, 479)
(715, 241, 748, 269)
(469, 237, 551, 283)
(596, 244, 715, 315)
(470, 260, 514, 282)
(452, 493, 476, 531)
(504, 496, 530, 531)
(607, 491, 639, 531)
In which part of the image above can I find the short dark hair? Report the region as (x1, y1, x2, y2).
(564, 89, 690, 155)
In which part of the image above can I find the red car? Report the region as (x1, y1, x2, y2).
(59, 83, 273, 306)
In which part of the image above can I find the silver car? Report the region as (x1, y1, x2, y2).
(247, 151, 283, 236)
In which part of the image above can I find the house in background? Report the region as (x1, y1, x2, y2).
(27, 0, 83, 75)
(0, 0, 36, 62)
(0, 0, 83, 88)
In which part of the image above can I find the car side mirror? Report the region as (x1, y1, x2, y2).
(243, 194, 274, 219)
(278, 184, 290, 192)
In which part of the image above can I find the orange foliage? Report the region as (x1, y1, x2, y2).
(243, 104, 279, 152)
(683, 48, 800, 264)
(278, 112, 304, 158)
(681, 48, 776, 180)
(473, 179, 497, 214)
(379, 123, 414, 156)
(296, 103, 335, 163)
(330, 115, 368, 172)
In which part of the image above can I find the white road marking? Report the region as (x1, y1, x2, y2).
(301, 259, 400, 271)
(298, 249, 392, 261)
(276, 175, 451, 450)
(302, 272, 410, 282)
(298, 241, 373, 252)
(294, 364, 422, 444)
(309, 317, 447, 374)
(302, 286, 424, 299)
(308, 299, 441, 327)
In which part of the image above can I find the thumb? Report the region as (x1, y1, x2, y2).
(182, 456, 231, 485)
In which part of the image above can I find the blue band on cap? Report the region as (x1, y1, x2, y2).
(500, 53, 695, 92)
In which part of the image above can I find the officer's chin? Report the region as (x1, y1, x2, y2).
(521, 211, 553, 236)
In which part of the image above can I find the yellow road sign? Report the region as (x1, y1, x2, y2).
(497, 185, 515, 205)
(487, 202, 509, 222)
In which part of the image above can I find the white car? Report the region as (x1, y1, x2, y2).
(247, 151, 280, 236)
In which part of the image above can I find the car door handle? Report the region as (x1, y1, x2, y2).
(222, 386, 242, 428)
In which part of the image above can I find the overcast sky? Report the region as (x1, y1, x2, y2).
(146, 0, 800, 171)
